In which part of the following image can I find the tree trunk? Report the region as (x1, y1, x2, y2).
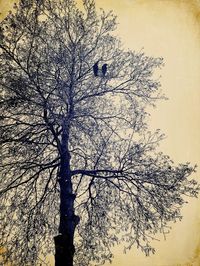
(54, 208, 79, 265)
(54, 234, 75, 266)
(54, 186, 80, 266)
(54, 125, 79, 266)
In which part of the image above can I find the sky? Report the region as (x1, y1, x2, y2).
(0, 0, 200, 265)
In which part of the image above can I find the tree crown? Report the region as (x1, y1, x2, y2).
(0, 0, 199, 265)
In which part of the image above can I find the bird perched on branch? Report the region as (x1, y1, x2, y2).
(93, 61, 99, 77)
(102, 64, 108, 77)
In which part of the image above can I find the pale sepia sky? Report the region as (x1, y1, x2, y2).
(0, 0, 200, 265)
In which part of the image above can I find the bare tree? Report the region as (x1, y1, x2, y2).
(0, 0, 199, 265)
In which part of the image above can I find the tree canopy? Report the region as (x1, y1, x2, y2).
(0, 0, 199, 265)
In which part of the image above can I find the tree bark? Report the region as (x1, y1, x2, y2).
(54, 234, 75, 266)
(54, 168, 80, 266)
(54, 124, 79, 266)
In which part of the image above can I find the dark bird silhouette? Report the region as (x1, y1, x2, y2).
(102, 64, 108, 77)
(93, 61, 99, 77)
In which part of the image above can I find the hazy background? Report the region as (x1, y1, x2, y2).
(1, 0, 200, 265)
